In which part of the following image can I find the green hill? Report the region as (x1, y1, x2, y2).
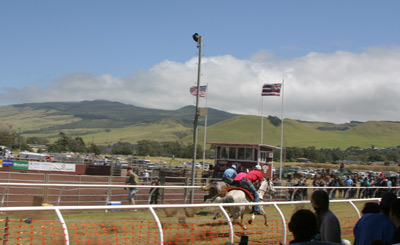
(193, 116, 400, 149)
(0, 100, 237, 145)
(1, 100, 400, 148)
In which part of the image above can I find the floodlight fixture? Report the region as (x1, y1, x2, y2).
(193, 33, 200, 43)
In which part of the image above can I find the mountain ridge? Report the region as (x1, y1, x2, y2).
(1, 100, 400, 148)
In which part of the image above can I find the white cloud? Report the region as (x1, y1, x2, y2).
(1, 46, 400, 124)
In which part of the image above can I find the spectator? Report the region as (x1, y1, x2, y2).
(359, 177, 370, 198)
(390, 199, 400, 243)
(353, 192, 397, 245)
(327, 178, 338, 199)
(387, 178, 393, 187)
(312, 176, 319, 189)
(288, 209, 318, 244)
(311, 190, 341, 243)
(222, 165, 237, 185)
(143, 170, 150, 183)
(361, 202, 380, 215)
(103, 157, 108, 165)
(344, 176, 353, 198)
(149, 177, 161, 204)
(125, 170, 139, 211)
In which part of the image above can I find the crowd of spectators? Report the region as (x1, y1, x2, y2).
(288, 190, 400, 244)
(311, 171, 398, 199)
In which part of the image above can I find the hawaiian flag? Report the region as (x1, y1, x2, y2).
(190, 85, 207, 97)
(261, 83, 281, 96)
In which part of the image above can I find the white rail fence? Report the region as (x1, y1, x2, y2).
(0, 171, 207, 206)
(0, 183, 393, 244)
(0, 197, 380, 245)
(1, 175, 397, 207)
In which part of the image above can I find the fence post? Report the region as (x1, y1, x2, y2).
(273, 203, 287, 245)
(44, 173, 49, 203)
(78, 175, 82, 205)
(1, 186, 9, 207)
(184, 177, 189, 204)
(57, 186, 66, 206)
(3, 216, 9, 243)
(149, 207, 164, 244)
(54, 208, 69, 245)
(159, 176, 165, 204)
(218, 204, 235, 243)
(348, 200, 361, 219)
(106, 176, 112, 205)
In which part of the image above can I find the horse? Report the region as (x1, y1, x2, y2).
(202, 178, 265, 202)
(211, 178, 276, 230)
(201, 181, 228, 202)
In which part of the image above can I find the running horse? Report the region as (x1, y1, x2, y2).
(202, 181, 228, 202)
(211, 178, 276, 230)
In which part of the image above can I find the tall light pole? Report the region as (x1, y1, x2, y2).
(191, 33, 202, 203)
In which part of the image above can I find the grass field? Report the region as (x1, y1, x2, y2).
(1, 199, 375, 244)
(201, 115, 400, 148)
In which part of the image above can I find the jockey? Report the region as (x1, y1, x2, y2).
(241, 165, 263, 214)
(230, 171, 247, 186)
(222, 164, 238, 185)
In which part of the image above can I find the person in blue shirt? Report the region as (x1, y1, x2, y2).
(344, 176, 354, 198)
(353, 192, 397, 245)
(344, 176, 353, 186)
(222, 165, 237, 185)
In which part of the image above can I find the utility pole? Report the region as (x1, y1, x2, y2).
(191, 33, 202, 203)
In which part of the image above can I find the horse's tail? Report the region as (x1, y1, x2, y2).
(201, 184, 211, 191)
(218, 187, 229, 197)
(201, 181, 219, 191)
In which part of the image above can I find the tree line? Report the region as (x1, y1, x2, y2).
(0, 131, 206, 159)
(1, 131, 399, 163)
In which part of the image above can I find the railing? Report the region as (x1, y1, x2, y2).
(0, 171, 209, 206)
(0, 189, 380, 245)
(1, 175, 397, 207)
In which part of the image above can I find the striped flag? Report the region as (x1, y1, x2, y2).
(190, 85, 207, 97)
(261, 83, 281, 96)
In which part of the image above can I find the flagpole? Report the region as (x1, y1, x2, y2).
(279, 79, 285, 182)
(202, 84, 208, 171)
(260, 96, 264, 144)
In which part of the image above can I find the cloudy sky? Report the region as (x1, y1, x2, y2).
(1, 1, 399, 124)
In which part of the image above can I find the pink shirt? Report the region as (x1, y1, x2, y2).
(245, 170, 263, 182)
(234, 172, 247, 181)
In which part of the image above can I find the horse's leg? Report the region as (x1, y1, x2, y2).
(211, 196, 223, 220)
(240, 213, 247, 230)
(247, 213, 255, 225)
(260, 208, 268, 226)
